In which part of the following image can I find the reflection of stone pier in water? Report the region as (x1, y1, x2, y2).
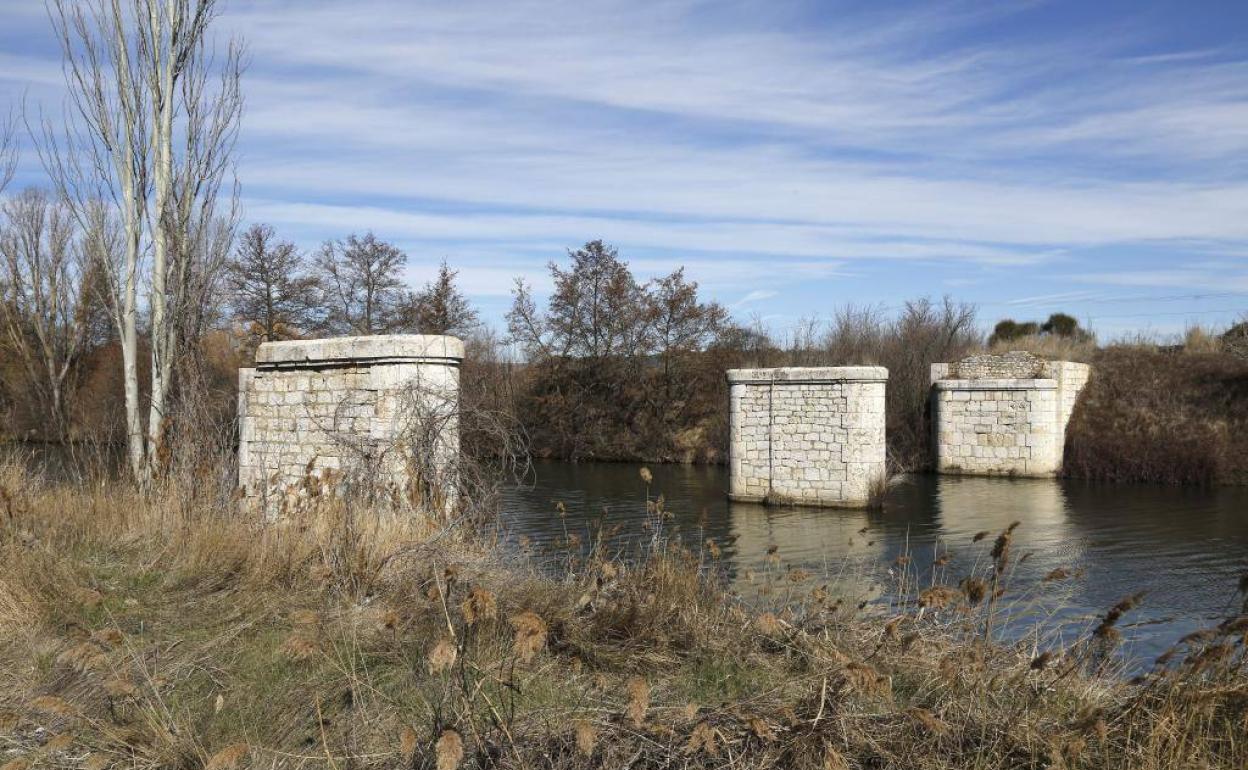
(931, 352, 1090, 478)
(727, 367, 888, 508)
(724, 499, 887, 600)
(237, 335, 463, 514)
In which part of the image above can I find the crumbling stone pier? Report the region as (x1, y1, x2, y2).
(930, 352, 1090, 477)
(238, 335, 463, 513)
(727, 367, 888, 508)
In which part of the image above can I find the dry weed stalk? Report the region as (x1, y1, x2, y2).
(0, 458, 1246, 769)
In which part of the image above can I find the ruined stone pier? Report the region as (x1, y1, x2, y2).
(727, 367, 888, 508)
(930, 352, 1089, 477)
(238, 335, 463, 513)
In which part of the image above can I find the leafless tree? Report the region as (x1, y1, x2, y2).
(648, 267, 727, 424)
(509, 240, 653, 360)
(227, 222, 320, 343)
(139, 0, 243, 481)
(0, 188, 100, 440)
(0, 116, 15, 193)
(41, 0, 243, 483)
(405, 259, 478, 337)
(314, 232, 408, 335)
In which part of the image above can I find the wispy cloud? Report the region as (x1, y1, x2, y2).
(2, 0, 1247, 330)
(733, 290, 780, 308)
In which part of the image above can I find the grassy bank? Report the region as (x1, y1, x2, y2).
(1064, 345, 1248, 486)
(2, 462, 1247, 769)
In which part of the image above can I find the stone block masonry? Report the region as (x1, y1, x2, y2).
(238, 335, 463, 514)
(931, 352, 1090, 477)
(727, 367, 888, 508)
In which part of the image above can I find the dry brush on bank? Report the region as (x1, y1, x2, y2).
(1065, 345, 1248, 485)
(2, 460, 1247, 769)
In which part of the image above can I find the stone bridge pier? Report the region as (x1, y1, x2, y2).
(727, 367, 888, 508)
(238, 335, 463, 514)
(930, 352, 1090, 477)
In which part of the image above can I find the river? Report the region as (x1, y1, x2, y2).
(502, 460, 1248, 665)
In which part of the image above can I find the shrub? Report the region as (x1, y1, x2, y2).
(1042, 312, 1080, 338)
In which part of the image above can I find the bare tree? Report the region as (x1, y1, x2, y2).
(139, 0, 243, 479)
(227, 222, 319, 343)
(43, 0, 242, 483)
(649, 267, 726, 423)
(505, 241, 658, 459)
(405, 259, 478, 337)
(0, 188, 100, 440)
(512, 240, 653, 360)
(314, 232, 408, 335)
(0, 116, 15, 193)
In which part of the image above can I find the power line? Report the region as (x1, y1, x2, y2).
(1085, 307, 1246, 320)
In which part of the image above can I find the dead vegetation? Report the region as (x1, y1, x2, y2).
(1, 458, 1246, 769)
(1065, 344, 1248, 485)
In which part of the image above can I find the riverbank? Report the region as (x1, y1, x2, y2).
(492, 341, 1248, 487)
(1065, 345, 1248, 485)
(2, 462, 1245, 769)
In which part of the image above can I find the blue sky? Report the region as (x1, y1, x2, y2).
(3, 0, 1248, 337)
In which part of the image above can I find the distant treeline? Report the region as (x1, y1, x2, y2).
(3, 217, 1246, 483)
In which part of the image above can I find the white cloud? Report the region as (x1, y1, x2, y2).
(734, 289, 780, 308)
(4, 0, 1248, 323)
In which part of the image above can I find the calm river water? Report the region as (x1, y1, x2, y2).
(502, 460, 1248, 664)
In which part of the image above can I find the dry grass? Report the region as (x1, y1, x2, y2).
(1, 459, 1246, 769)
(1065, 345, 1248, 485)
(988, 333, 1097, 362)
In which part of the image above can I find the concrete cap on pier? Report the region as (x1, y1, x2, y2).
(726, 366, 888, 384)
(255, 335, 465, 368)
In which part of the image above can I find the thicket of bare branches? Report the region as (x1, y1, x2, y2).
(0, 188, 106, 440)
(506, 240, 732, 462)
(226, 222, 321, 344)
(406, 259, 480, 337)
(315, 231, 410, 335)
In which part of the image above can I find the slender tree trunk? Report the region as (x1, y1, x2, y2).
(112, 4, 146, 483)
(145, 0, 178, 479)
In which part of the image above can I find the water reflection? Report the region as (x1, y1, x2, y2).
(724, 500, 885, 600)
(502, 460, 1248, 664)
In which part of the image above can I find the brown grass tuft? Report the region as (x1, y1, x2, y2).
(28, 695, 77, 717)
(573, 720, 596, 757)
(918, 586, 962, 610)
(428, 637, 458, 674)
(508, 610, 547, 663)
(625, 676, 650, 728)
(460, 586, 497, 626)
(435, 729, 463, 770)
(399, 726, 419, 762)
(686, 721, 718, 755)
(204, 743, 248, 770)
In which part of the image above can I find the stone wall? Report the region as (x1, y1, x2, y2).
(950, 350, 1046, 380)
(727, 367, 888, 508)
(238, 335, 463, 514)
(930, 353, 1090, 477)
